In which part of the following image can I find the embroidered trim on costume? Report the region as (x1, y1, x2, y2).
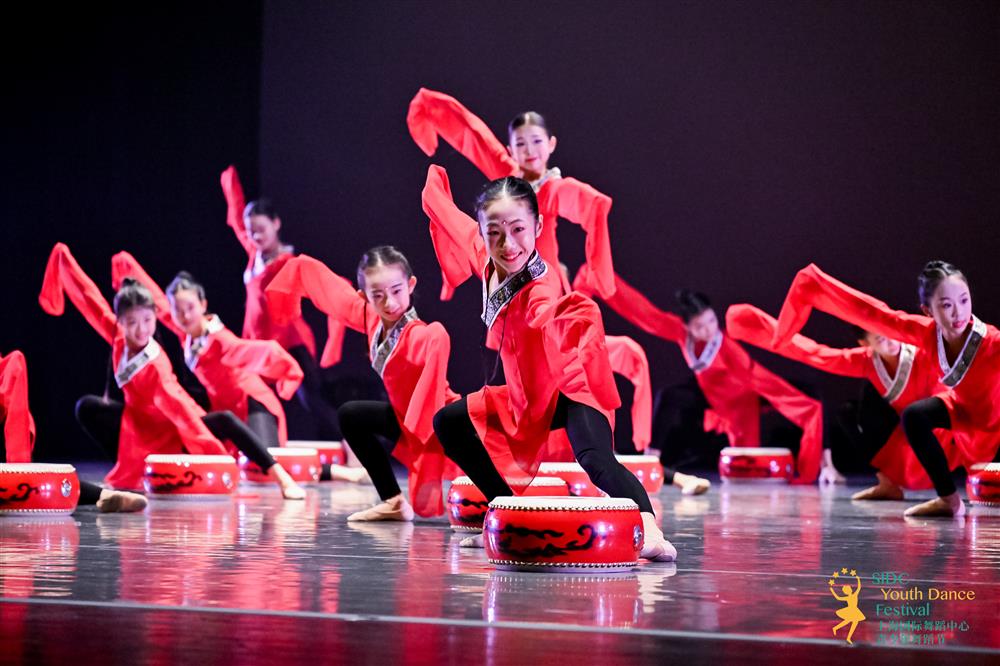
(531, 167, 562, 193)
(938, 316, 986, 388)
(481, 252, 548, 329)
(115, 339, 162, 387)
(685, 330, 723, 373)
(874, 343, 916, 403)
(370, 309, 419, 378)
(184, 315, 225, 370)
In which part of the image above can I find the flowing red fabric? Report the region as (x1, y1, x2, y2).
(39, 243, 227, 489)
(111, 251, 302, 446)
(575, 264, 823, 483)
(773, 263, 1000, 466)
(0, 351, 35, 463)
(265, 255, 460, 516)
(605, 336, 652, 451)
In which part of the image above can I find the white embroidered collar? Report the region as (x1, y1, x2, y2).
(937, 315, 987, 388)
(872, 343, 916, 403)
(116, 339, 162, 388)
(370, 309, 419, 378)
(184, 315, 225, 370)
(481, 252, 548, 329)
(685, 330, 723, 373)
(531, 167, 562, 192)
(244, 245, 295, 283)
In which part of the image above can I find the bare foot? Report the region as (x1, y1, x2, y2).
(459, 532, 484, 548)
(269, 463, 306, 500)
(329, 464, 370, 484)
(347, 495, 414, 522)
(904, 493, 965, 517)
(673, 472, 711, 496)
(97, 489, 148, 513)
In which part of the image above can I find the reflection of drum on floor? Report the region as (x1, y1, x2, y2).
(447, 476, 569, 532)
(535, 462, 606, 497)
(143, 455, 238, 500)
(967, 463, 1000, 507)
(239, 447, 320, 484)
(615, 455, 664, 493)
(0, 464, 80, 516)
(719, 447, 793, 483)
(484, 571, 642, 627)
(484, 496, 643, 573)
(0, 516, 79, 597)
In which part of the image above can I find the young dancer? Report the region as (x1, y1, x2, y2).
(772, 262, 1000, 516)
(408, 88, 615, 298)
(265, 247, 460, 519)
(573, 264, 823, 484)
(39, 243, 305, 499)
(221, 165, 344, 440)
(423, 167, 675, 561)
(110, 252, 302, 451)
(1, 349, 146, 512)
(726, 303, 960, 498)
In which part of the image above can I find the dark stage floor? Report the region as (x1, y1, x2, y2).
(2, 467, 999, 665)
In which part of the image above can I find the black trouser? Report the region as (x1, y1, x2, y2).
(433, 394, 654, 514)
(651, 376, 727, 470)
(247, 397, 280, 447)
(836, 382, 900, 466)
(287, 345, 342, 441)
(76, 395, 276, 472)
(337, 401, 402, 500)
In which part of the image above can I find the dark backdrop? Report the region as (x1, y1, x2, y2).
(5, 2, 999, 461)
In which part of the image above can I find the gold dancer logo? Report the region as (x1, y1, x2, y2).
(829, 568, 866, 644)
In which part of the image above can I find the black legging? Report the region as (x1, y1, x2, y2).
(76, 395, 276, 472)
(287, 345, 342, 440)
(901, 397, 956, 497)
(433, 394, 654, 514)
(247, 397, 280, 447)
(837, 382, 900, 465)
(337, 401, 402, 501)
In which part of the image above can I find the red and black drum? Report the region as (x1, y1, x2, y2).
(535, 462, 605, 497)
(286, 440, 346, 467)
(615, 455, 664, 493)
(0, 463, 80, 516)
(719, 447, 794, 483)
(966, 463, 1000, 507)
(447, 476, 570, 532)
(143, 454, 238, 499)
(239, 447, 321, 485)
(483, 496, 643, 573)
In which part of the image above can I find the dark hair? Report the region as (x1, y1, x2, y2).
(917, 260, 968, 307)
(849, 324, 869, 343)
(243, 198, 279, 221)
(113, 278, 156, 316)
(508, 111, 550, 138)
(474, 177, 539, 220)
(357, 246, 413, 289)
(675, 289, 712, 323)
(166, 271, 206, 304)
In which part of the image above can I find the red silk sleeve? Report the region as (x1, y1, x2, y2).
(320, 317, 347, 369)
(265, 255, 368, 334)
(605, 336, 652, 450)
(544, 178, 616, 298)
(748, 362, 823, 484)
(574, 265, 687, 343)
(0, 351, 35, 463)
(401, 323, 453, 444)
(150, 377, 227, 455)
(220, 165, 254, 258)
(39, 243, 117, 345)
(406, 88, 519, 180)
(422, 165, 487, 299)
(726, 303, 870, 379)
(774, 264, 930, 348)
(110, 251, 183, 339)
(219, 338, 304, 400)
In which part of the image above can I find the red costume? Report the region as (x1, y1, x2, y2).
(726, 303, 960, 489)
(110, 251, 303, 447)
(265, 255, 460, 516)
(605, 336, 652, 451)
(573, 264, 823, 483)
(773, 263, 1000, 466)
(422, 165, 621, 490)
(408, 88, 616, 299)
(221, 165, 345, 365)
(39, 244, 228, 489)
(0, 351, 35, 463)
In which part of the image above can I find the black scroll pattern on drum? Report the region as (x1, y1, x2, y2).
(0, 483, 40, 505)
(149, 470, 203, 493)
(490, 523, 598, 558)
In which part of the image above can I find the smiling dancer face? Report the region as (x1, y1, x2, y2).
(356, 246, 417, 330)
(165, 272, 209, 338)
(475, 177, 543, 281)
(506, 112, 557, 183)
(918, 262, 971, 346)
(243, 199, 283, 257)
(113, 279, 157, 353)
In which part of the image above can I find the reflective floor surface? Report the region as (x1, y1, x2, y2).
(2, 466, 999, 665)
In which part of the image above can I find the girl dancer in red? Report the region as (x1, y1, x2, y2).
(424, 168, 675, 561)
(772, 262, 1000, 516)
(1, 349, 146, 512)
(726, 303, 960, 498)
(39, 243, 305, 499)
(408, 89, 616, 298)
(573, 264, 823, 484)
(266, 247, 460, 520)
(221, 166, 344, 440)
(109, 252, 302, 449)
